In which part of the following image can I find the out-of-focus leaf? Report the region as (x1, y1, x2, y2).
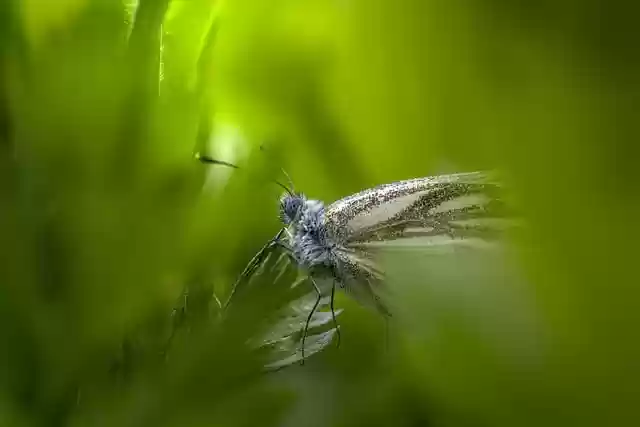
(222, 245, 342, 370)
(265, 329, 339, 371)
(20, 0, 88, 47)
(258, 291, 343, 371)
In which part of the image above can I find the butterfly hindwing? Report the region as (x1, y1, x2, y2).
(328, 246, 391, 317)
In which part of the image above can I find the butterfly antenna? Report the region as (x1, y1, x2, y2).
(280, 167, 295, 194)
(259, 144, 296, 195)
(274, 180, 294, 196)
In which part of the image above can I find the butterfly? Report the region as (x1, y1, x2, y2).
(198, 153, 511, 363)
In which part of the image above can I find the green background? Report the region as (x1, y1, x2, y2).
(1, 1, 638, 426)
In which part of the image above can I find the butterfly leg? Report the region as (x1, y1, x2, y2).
(383, 315, 389, 353)
(301, 276, 322, 365)
(331, 280, 341, 348)
(223, 228, 286, 309)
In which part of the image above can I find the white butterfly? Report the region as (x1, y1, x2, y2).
(198, 154, 511, 363)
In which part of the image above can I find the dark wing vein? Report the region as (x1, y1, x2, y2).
(346, 181, 509, 245)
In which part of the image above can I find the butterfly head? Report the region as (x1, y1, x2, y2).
(279, 193, 306, 225)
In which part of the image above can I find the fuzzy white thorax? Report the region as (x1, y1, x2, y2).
(287, 198, 335, 270)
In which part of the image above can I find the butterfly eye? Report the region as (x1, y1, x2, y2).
(279, 194, 304, 225)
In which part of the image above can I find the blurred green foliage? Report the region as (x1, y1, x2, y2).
(1, 0, 638, 426)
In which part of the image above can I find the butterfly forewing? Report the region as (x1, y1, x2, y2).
(325, 171, 506, 245)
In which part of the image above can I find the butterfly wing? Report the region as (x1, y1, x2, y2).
(325, 171, 514, 316)
(326, 245, 392, 317)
